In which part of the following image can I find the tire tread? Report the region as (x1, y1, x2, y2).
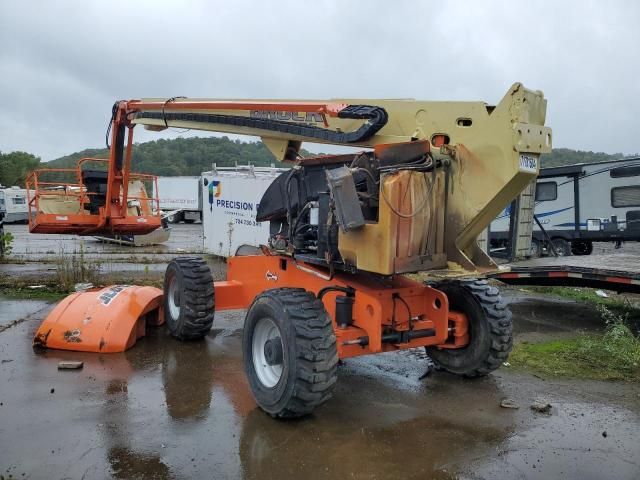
(252, 288, 338, 418)
(428, 279, 512, 378)
(164, 257, 215, 340)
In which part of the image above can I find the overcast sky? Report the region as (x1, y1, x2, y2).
(1, 0, 639, 161)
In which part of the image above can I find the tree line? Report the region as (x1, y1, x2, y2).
(1, 136, 637, 188)
(0, 151, 41, 187)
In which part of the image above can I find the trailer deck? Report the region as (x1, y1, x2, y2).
(490, 254, 640, 293)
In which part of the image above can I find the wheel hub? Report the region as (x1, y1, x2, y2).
(173, 289, 180, 307)
(264, 337, 283, 366)
(252, 317, 284, 388)
(167, 275, 181, 320)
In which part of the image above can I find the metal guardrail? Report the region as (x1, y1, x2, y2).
(26, 157, 161, 224)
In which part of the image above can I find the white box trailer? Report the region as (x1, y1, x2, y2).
(490, 158, 640, 256)
(0, 186, 28, 223)
(153, 176, 202, 223)
(201, 165, 287, 257)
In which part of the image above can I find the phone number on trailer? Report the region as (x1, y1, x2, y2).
(234, 218, 260, 226)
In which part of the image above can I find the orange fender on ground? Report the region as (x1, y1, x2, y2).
(33, 285, 164, 353)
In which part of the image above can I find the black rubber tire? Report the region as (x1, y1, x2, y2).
(163, 257, 215, 340)
(426, 279, 512, 377)
(551, 238, 572, 256)
(243, 288, 338, 418)
(571, 239, 593, 256)
(167, 213, 182, 224)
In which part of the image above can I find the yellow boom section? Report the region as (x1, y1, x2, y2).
(131, 83, 551, 271)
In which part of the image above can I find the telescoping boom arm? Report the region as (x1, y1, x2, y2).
(32, 84, 553, 420)
(116, 83, 550, 270)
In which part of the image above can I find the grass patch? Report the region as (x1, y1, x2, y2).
(0, 286, 68, 301)
(523, 285, 633, 307)
(523, 286, 640, 322)
(510, 305, 640, 381)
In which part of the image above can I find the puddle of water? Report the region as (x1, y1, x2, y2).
(1, 306, 638, 479)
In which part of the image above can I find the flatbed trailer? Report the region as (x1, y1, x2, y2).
(490, 254, 640, 293)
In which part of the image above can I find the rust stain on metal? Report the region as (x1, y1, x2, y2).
(63, 329, 82, 343)
(32, 328, 52, 349)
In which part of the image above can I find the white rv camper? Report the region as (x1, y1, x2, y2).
(201, 165, 287, 257)
(491, 158, 640, 256)
(0, 186, 29, 223)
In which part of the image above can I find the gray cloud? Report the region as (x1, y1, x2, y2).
(1, 0, 639, 160)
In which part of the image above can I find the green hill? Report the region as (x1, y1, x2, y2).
(540, 148, 636, 168)
(46, 136, 290, 176)
(2, 136, 638, 188)
(46, 137, 637, 174)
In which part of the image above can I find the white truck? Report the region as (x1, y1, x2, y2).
(201, 165, 287, 257)
(0, 185, 29, 223)
(490, 158, 640, 256)
(153, 176, 203, 223)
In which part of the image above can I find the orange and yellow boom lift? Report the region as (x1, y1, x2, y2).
(33, 84, 551, 417)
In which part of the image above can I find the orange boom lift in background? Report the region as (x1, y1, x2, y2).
(33, 86, 552, 417)
(26, 103, 162, 236)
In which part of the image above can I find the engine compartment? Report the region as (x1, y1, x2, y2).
(256, 141, 445, 274)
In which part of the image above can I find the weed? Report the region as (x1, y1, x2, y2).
(54, 243, 102, 291)
(522, 286, 640, 323)
(510, 305, 640, 381)
(0, 230, 14, 256)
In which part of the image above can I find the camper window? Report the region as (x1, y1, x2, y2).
(610, 165, 640, 178)
(535, 182, 557, 201)
(12, 197, 26, 205)
(611, 186, 640, 208)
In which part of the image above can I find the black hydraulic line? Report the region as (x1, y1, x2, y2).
(403, 329, 436, 341)
(105, 102, 118, 149)
(377, 156, 439, 173)
(291, 202, 313, 239)
(343, 328, 436, 347)
(317, 285, 355, 300)
(134, 104, 388, 144)
(284, 169, 299, 241)
(533, 214, 559, 257)
(393, 293, 413, 330)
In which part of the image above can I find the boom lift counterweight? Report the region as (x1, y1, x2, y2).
(33, 84, 552, 418)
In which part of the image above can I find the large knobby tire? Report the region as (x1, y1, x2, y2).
(163, 257, 215, 340)
(243, 288, 338, 418)
(551, 238, 572, 256)
(571, 239, 593, 256)
(426, 279, 512, 377)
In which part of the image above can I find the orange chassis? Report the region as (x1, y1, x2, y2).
(215, 254, 469, 359)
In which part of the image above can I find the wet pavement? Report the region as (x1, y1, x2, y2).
(5, 222, 639, 261)
(0, 224, 219, 288)
(0, 296, 51, 330)
(1, 293, 639, 479)
(0, 224, 228, 285)
(4, 223, 206, 259)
